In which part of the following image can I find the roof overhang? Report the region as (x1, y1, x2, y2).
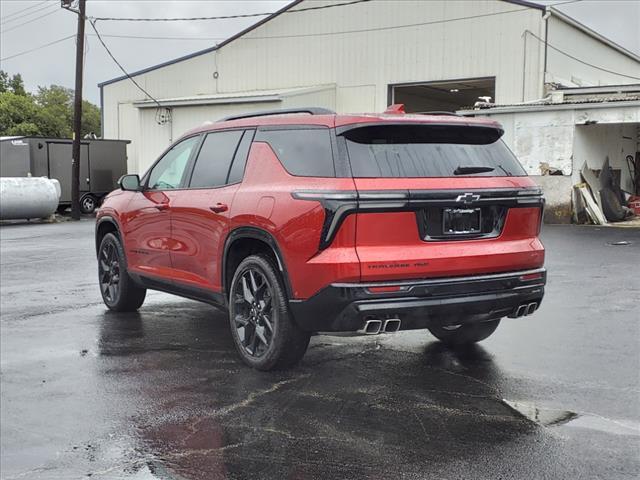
(458, 99, 640, 115)
(132, 85, 335, 108)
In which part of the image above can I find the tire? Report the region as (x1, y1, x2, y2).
(428, 319, 500, 346)
(80, 194, 98, 214)
(228, 254, 310, 371)
(98, 233, 146, 312)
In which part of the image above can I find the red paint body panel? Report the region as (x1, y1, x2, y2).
(98, 111, 545, 309)
(230, 143, 360, 299)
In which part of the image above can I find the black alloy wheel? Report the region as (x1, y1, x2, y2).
(99, 240, 121, 304)
(97, 233, 146, 311)
(228, 254, 310, 370)
(232, 267, 275, 357)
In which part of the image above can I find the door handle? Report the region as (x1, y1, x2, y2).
(154, 203, 169, 211)
(210, 203, 228, 213)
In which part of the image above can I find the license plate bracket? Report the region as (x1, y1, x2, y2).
(442, 208, 482, 235)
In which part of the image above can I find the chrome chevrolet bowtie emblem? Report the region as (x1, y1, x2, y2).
(455, 193, 480, 204)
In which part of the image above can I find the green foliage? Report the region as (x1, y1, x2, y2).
(0, 70, 100, 137)
(0, 92, 39, 135)
(0, 71, 26, 96)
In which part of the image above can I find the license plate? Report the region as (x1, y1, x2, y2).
(442, 208, 481, 235)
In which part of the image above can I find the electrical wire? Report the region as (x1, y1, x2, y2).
(0, 34, 75, 61)
(90, 0, 370, 22)
(230, 6, 533, 39)
(88, 19, 162, 107)
(1, 6, 59, 34)
(0, 0, 51, 22)
(525, 30, 640, 81)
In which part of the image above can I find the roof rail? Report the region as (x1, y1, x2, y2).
(414, 111, 462, 117)
(220, 107, 336, 122)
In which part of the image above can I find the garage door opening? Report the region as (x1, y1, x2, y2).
(388, 78, 495, 113)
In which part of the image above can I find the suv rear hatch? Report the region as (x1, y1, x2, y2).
(339, 122, 545, 282)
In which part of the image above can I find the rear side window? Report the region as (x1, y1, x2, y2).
(189, 130, 243, 188)
(343, 124, 526, 178)
(256, 128, 335, 177)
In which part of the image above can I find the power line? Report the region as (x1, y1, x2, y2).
(525, 30, 640, 81)
(1, 1, 55, 26)
(90, 0, 370, 22)
(88, 19, 162, 107)
(233, 6, 533, 39)
(0, 0, 50, 22)
(0, 34, 75, 61)
(1, 6, 59, 34)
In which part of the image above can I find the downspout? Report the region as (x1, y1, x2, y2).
(543, 8, 551, 88)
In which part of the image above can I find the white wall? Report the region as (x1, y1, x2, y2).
(546, 15, 640, 87)
(573, 123, 639, 193)
(103, 0, 547, 168)
(468, 104, 640, 222)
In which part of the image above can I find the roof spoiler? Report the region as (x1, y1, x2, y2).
(219, 107, 336, 122)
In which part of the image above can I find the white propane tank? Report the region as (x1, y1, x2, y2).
(0, 177, 61, 220)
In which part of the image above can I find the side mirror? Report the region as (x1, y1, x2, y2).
(118, 174, 141, 191)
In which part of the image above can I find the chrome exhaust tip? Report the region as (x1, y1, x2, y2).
(515, 304, 528, 317)
(358, 319, 382, 335)
(383, 318, 401, 333)
(526, 303, 538, 315)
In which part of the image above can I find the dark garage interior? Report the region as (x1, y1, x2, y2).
(389, 77, 496, 113)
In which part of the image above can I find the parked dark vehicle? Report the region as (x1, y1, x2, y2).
(95, 107, 546, 370)
(0, 136, 130, 213)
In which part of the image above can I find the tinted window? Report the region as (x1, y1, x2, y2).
(148, 136, 199, 189)
(190, 130, 244, 188)
(344, 125, 526, 178)
(227, 129, 255, 184)
(257, 128, 334, 177)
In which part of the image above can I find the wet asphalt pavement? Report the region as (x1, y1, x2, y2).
(1, 220, 639, 479)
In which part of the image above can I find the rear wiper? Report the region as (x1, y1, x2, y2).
(453, 166, 495, 175)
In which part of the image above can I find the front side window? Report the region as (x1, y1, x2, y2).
(147, 136, 200, 190)
(189, 130, 244, 188)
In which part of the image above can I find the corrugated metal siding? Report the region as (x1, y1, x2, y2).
(102, 0, 557, 170)
(546, 15, 640, 87)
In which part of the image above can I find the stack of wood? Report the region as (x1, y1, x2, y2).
(574, 158, 634, 225)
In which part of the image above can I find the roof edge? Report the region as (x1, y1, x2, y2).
(98, 0, 303, 89)
(549, 7, 640, 63)
(503, 0, 545, 12)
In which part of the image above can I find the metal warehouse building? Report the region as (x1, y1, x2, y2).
(100, 0, 640, 220)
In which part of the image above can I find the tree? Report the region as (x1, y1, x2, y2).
(0, 92, 39, 135)
(0, 70, 26, 96)
(0, 71, 100, 137)
(34, 85, 74, 137)
(81, 99, 101, 137)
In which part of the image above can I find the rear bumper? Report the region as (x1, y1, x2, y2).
(289, 268, 546, 332)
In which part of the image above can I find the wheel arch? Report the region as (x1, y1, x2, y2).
(95, 216, 122, 257)
(222, 227, 293, 299)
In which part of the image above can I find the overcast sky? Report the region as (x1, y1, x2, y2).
(1, 0, 639, 105)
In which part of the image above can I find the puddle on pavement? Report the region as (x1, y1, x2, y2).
(503, 400, 640, 436)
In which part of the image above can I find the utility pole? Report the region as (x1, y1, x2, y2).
(63, 0, 86, 220)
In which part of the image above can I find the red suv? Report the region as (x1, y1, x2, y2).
(96, 106, 545, 370)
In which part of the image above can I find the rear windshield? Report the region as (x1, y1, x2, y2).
(343, 124, 526, 178)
